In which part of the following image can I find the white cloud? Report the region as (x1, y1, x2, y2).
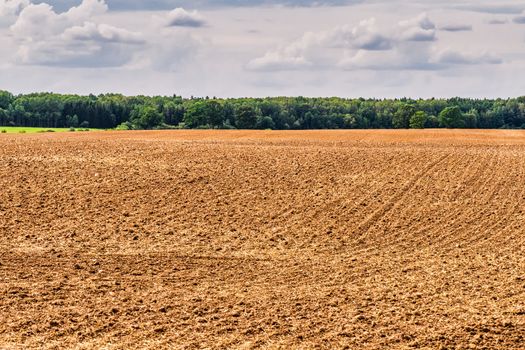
(62, 0, 107, 22)
(398, 13, 436, 41)
(248, 13, 504, 72)
(248, 13, 438, 71)
(439, 24, 473, 32)
(0, 0, 28, 15)
(62, 22, 143, 44)
(246, 18, 394, 71)
(0, 1, 522, 98)
(147, 32, 204, 71)
(513, 11, 525, 24)
(246, 30, 320, 71)
(42, 0, 366, 11)
(339, 42, 436, 71)
(0, 0, 27, 14)
(322, 19, 393, 50)
(165, 8, 206, 27)
(487, 18, 508, 25)
(432, 49, 502, 65)
(1, 1, 207, 71)
(10, 0, 107, 38)
(8, 0, 145, 67)
(340, 44, 502, 71)
(10, 3, 65, 39)
(0, 0, 29, 26)
(246, 51, 313, 71)
(455, 4, 524, 15)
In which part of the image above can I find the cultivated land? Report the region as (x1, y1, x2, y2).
(1, 130, 525, 349)
(0, 127, 91, 134)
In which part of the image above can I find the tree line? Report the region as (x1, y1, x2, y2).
(1, 90, 525, 130)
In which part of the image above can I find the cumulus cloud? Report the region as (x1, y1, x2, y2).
(10, 0, 108, 39)
(62, 22, 144, 44)
(0, 1, 521, 98)
(487, 18, 508, 25)
(62, 0, 107, 21)
(398, 13, 436, 41)
(147, 32, 204, 71)
(8, 0, 145, 67)
(15, 39, 138, 67)
(340, 47, 502, 71)
(247, 18, 393, 71)
(324, 19, 393, 51)
(2, 0, 206, 71)
(246, 52, 312, 71)
(245, 42, 306, 71)
(432, 49, 502, 65)
(455, 4, 524, 15)
(246, 31, 317, 71)
(513, 11, 525, 24)
(0, 0, 28, 15)
(248, 13, 503, 72)
(165, 8, 206, 27)
(439, 24, 473, 32)
(338, 45, 437, 71)
(0, 0, 29, 25)
(74, 0, 363, 11)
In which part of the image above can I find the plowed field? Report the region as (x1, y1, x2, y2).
(1, 130, 525, 349)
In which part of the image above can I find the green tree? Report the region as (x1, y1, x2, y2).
(393, 104, 416, 129)
(426, 115, 439, 128)
(259, 101, 281, 120)
(67, 114, 79, 128)
(1, 89, 524, 131)
(205, 100, 225, 128)
(235, 104, 257, 129)
(343, 114, 356, 129)
(0, 108, 8, 125)
(131, 105, 164, 129)
(222, 102, 235, 127)
(439, 106, 465, 128)
(256, 116, 275, 130)
(409, 111, 427, 129)
(0, 90, 13, 110)
(162, 101, 184, 125)
(464, 109, 479, 128)
(184, 101, 209, 128)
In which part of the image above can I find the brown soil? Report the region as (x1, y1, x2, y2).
(1, 130, 525, 349)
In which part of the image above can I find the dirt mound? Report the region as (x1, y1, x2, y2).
(1, 130, 524, 349)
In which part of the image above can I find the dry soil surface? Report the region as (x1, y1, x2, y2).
(1, 130, 525, 349)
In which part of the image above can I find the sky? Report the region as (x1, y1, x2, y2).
(1, 0, 525, 98)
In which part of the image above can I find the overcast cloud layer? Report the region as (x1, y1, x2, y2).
(1, 0, 525, 97)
